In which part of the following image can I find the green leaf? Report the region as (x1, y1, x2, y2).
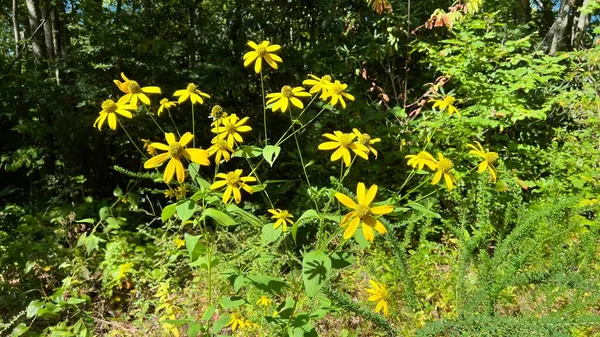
(263, 145, 281, 167)
(99, 206, 111, 221)
(176, 199, 197, 223)
(202, 305, 215, 321)
(246, 274, 287, 294)
(302, 251, 331, 298)
(184, 234, 206, 263)
(293, 209, 319, 244)
(9, 323, 29, 337)
(212, 314, 231, 334)
(161, 204, 177, 222)
(261, 223, 282, 244)
(330, 251, 354, 270)
(201, 208, 236, 226)
(113, 185, 123, 197)
(277, 297, 296, 319)
(233, 145, 263, 159)
(187, 323, 202, 337)
(407, 202, 441, 218)
(26, 300, 44, 318)
(219, 296, 246, 309)
(77, 233, 105, 254)
(226, 203, 262, 227)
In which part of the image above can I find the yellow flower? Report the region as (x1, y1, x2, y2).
(143, 132, 211, 183)
(210, 113, 252, 148)
(256, 295, 272, 306)
(429, 95, 459, 116)
(210, 169, 256, 204)
(335, 183, 394, 242)
(141, 138, 158, 156)
(207, 137, 234, 164)
(405, 151, 437, 170)
(268, 209, 294, 232)
(176, 185, 188, 199)
(227, 313, 245, 331)
(173, 237, 185, 248)
(164, 188, 177, 199)
(366, 280, 390, 317)
(113, 73, 161, 106)
(93, 99, 136, 131)
(431, 153, 456, 191)
(467, 141, 499, 182)
(303, 74, 332, 94)
(320, 80, 355, 109)
(157, 98, 177, 116)
(266, 86, 312, 112)
(243, 320, 259, 329)
(318, 131, 369, 167)
(352, 128, 381, 158)
(243, 40, 283, 73)
(173, 83, 211, 105)
(209, 105, 228, 126)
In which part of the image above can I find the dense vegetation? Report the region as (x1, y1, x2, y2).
(2, 0, 600, 336)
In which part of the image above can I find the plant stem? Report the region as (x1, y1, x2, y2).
(167, 109, 181, 137)
(261, 69, 267, 146)
(191, 103, 195, 147)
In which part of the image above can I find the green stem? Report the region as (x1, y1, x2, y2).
(149, 113, 165, 134)
(289, 109, 319, 210)
(276, 107, 326, 146)
(261, 69, 267, 146)
(167, 110, 181, 137)
(191, 103, 196, 147)
(118, 118, 146, 160)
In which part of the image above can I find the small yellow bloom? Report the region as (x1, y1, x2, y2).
(256, 295, 272, 306)
(173, 83, 211, 105)
(210, 113, 252, 148)
(243, 40, 283, 73)
(335, 183, 394, 242)
(303, 74, 332, 94)
(318, 131, 369, 167)
(173, 238, 185, 248)
(210, 169, 256, 204)
(467, 141, 499, 182)
(405, 151, 437, 170)
(352, 128, 381, 158)
(227, 313, 245, 331)
(113, 73, 162, 106)
(209, 105, 229, 126)
(266, 86, 312, 113)
(164, 188, 177, 199)
(93, 99, 136, 131)
(268, 209, 294, 232)
(176, 185, 188, 199)
(429, 95, 459, 116)
(207, 137, 234, 164)
(320, 80, 355, 109)
(243, 320, 259, 329)
(157, 98, 177, 116)
(366, 280, 390, 317)
(143, 132, 211, 183)
(141, 138, 158, 156)
(431, 153, 456, 191)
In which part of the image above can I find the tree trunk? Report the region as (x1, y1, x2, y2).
(12, 0, 19, 57)
(25, 0, 46, 64)
(572, 0, 592, 49)
(39, 0, 55, 61)
(548, 0, 575, 54)
(56, 0, 70, 60)
(514, 0, 532, 24)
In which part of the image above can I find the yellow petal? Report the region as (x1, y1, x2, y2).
(142, 86, 161, 94)
(108, 113, 117, 130)
(370, 205, 393, 215)
(343, 217, 360, 239)
(179, 132, 194, 147)
(364, 184, 378, 205)
(184, 149, 210, 166)
(362, 223, 375, 242)
(173, 157, 185, 183)
(318, 142, 339, 150)
(144, 152, 170, 168)
(335, 193, 357, 209)
(356, 183, 366, 204)
(163, 158, 177, 183)
(165, 133, 176, 145)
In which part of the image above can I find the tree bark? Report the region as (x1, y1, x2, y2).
(514, 0, 532, 24)
(25, 0, 46, 64)
(548, 0, 575, 54)
(12, 0, 19, 57)
(56, 0, 70, 60)
(39, 0, 55, 61)
(572, 0, 592, 49)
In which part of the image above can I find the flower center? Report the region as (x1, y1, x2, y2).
(160, 98, 169, 105)
(355, 204, 371, 219)
(127, 80, 141, 93)
(358, 134, 371, 145)
(331, 82, 344, 95)
(338, 134, 354, 148)
(101, 99, 117, 113)
(186, 83, 196, 93)
(224, 122, 236, 133)
(444, 96, 456, 105)
(215, 138, 229, 150)
(282, 85, 293, 98)
(256, 45, 267, 56)
(226, 172, 240, 186)
(279, 210, 289, 219)
(484, 152, 499, 163)
(169, 142, 183, 157)
(437, 158, 453, 172)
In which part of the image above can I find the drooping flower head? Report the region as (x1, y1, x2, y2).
(352, 128, 381, 158)
(256, 295, 272, 307)
(209, 105, 229, 125)
(210, 169, 256, 204)
(320, 80, 355, 109)
(93, 99, 136, 131)
(268, 209, 294, 232)
(113, 73, 162, 106)
(405, 151, 438, 170)
(207, 136, 234, 164)
(303, 74, 332, 94)
(173, 83, 211, 105)
(318, 131, 369, 167)
(210, 113, 252, 148)
(143, 132, 210, 183)
(467, 141, 499, 182)
(227, 313, 245, 331)
(429, 95, 459, 116)
(157, 98, 177, 116)
(243, 40, 283, 73)
(431, 153, 456, 191)
(335, 183, 394, 242)
(266, 86, 312, 113)
(141, 138, 157, 156)
(366, 280, 390, 317)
